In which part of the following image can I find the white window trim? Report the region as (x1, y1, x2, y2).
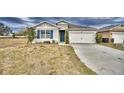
(46, 30, 52, 39)
(45, 30, 47, 38)
(37, 29, 52, 39)
(41, 30, 45, 38)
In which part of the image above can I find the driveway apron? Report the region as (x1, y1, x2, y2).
(72, 44, 124, 75)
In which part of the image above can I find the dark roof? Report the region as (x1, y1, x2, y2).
(68, 23, 97, 31)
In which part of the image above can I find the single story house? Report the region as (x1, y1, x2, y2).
(33, 20, 97, 44)
(98, 25, 124, 43)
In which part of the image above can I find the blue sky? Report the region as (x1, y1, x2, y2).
(0, 17, 124, 32)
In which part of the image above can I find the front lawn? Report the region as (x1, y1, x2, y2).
(99, 43, 124, 51)
(0, 39, 96, 75)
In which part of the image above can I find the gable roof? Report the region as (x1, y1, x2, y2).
(33, 20, 97, 31)
(56, 20, 71, 25)
(33, 21, 57, 28)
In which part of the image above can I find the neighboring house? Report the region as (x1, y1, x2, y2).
(98, 24, 124, 43)
(33, 20, 97, 44)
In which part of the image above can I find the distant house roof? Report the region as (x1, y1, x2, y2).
(99, 25, 118, 30)
(99, 24, 124, 32)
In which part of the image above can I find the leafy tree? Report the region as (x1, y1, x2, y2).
(0, 23, 12, 36)
(26, 27, 35, 44)
(96, 33, 102, 43)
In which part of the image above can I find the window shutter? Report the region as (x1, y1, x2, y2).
(51, 30, 53, 39)
(37, 30, 40, 39)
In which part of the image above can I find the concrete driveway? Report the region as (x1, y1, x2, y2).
(72, 44, 124, 75)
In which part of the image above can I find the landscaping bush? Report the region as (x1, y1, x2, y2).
(12, 33, 16, 38)
(96, 33, 102, 43)
(52, 40, 55, 44)
(43, 41, 51, 44)
(65, 31, 69, 44)
(111, 38, 114, 43)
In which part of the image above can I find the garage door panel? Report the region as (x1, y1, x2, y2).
(112, 33, 124, 43)
(69, 31, 96, 43)
(69, 32, 82, 43)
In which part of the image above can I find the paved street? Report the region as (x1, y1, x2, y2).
(72, 44, 124, 75)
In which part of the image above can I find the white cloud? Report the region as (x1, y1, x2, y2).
(0, 20, 25, 28)
(48, 19, 58, 23)
(18, 17, 34, 22)
(113, 18, 124, 22)
(91, 24, 112, 29)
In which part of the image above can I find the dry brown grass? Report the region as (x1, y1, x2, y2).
(0, 38, 27, 48)
(0, 38, 96, 75)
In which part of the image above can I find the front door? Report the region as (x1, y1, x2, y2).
(60, 30, 65, 42)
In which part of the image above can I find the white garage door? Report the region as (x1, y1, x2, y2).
(69, 31, 96, 43)
(112, 32, 124, 43)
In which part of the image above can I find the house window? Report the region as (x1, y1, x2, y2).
(37, 30, 53, 39)
(37, 30, 40, 39)
(46, 30, 51, 38)
(41, 30, 45, 38)
(46, 30, 53, 38)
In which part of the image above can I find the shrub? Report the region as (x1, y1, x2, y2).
(65, 31, 69, 44)
(12, 33, 16, 38)
(111, 38, 114, 43)
(43, 41, 51, 44)
(96, 33, 102, 43)
(52, 40, 55, 44)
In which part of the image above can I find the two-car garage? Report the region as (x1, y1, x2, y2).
(69, 31, 97, 43)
